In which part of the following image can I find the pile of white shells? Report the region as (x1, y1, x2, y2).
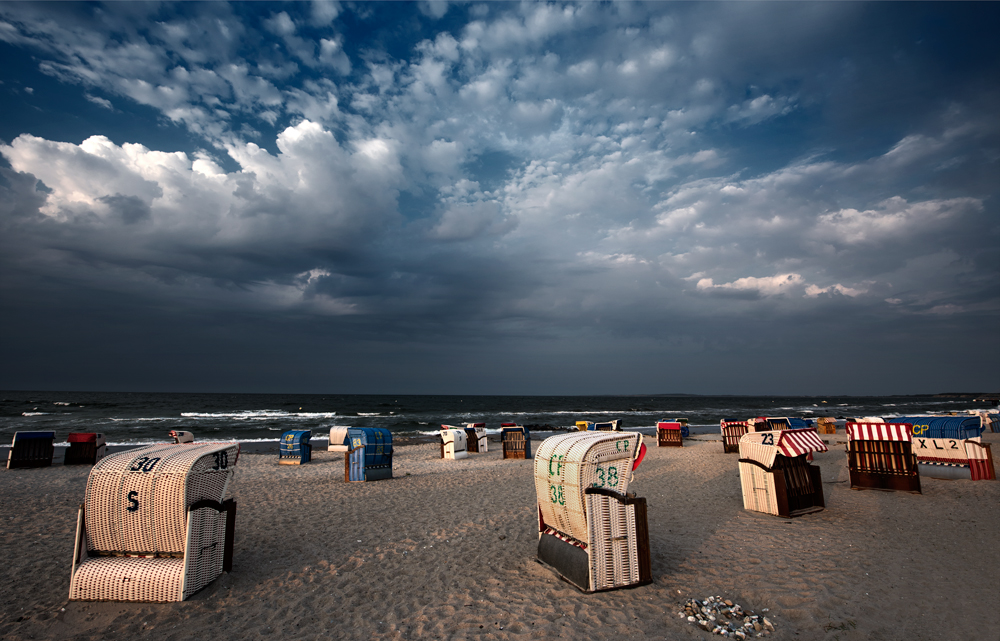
(679, 595, 775, 638)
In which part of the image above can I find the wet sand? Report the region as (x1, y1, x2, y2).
(1, 431, 997, 640)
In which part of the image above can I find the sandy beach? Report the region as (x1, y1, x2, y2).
(1, 430, 997, 641)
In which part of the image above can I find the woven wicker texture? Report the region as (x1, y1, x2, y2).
(534, 432, 640, 544)
(738, 461, 779, 515)
(71, 442, 238, 602)
(84, 443, 237, 554)
(585, 492, 640, 590)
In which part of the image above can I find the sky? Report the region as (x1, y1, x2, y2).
(0, 1, 997, 396)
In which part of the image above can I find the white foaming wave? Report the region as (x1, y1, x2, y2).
(356, 412, 382, 417)
(497, 409, 682, 416)
(54, 402, 72, 406)
(180, 410, 338, 420)
(21, 412, 48, 416)
(97, 435, 336, 447)
(110, 417, 175, 422)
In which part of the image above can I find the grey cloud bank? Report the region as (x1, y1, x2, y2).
(0, 2, 997, 395)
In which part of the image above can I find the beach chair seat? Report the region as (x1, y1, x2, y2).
(535, 431, 651, 592)
(500, 424, 531, 459)
(345, 428, 393, 482)
(169, 431, 194, 444)
(720, 420, 748, 453)
(7, 431, 55, 469)
(69, 442, 239, 602)
(279, 430, 312, 464)
(65, 433, 107, 466)
(440, 427, 469, 460)
(738, 429, 827, 517)
(657, 422, 683, 447)
(465, 423, 488, 453)
(846, 423, 921, 493)
(328, 427, 350, 452)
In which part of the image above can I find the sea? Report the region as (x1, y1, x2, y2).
(0, 391, 991, 446)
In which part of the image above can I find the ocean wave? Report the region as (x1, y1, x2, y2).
(21, 412, 48, 416)
(180, 410, 338, 419)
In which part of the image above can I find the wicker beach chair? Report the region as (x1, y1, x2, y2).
(720, 419, 748, 453)
(6, 431, 55, 469)
(440, 426, 469, 460)
(328, 427, 350, 452)
(169, 430, 194, 444)
(656, 421, 683, 447)
(816, 417, 838, 435)
(65, 433, 107, 466)
(500, 424, 531, 459)
(738, 429, 828, 517)
(846, 422, 920, 492)
(68, 442, 239, 602)
(575, 421, 592, 432)
(535, 431, 651, 592)
(465, 423, 488, 453)
(279, 430, 312, 465)
(345, 428, 393, 482)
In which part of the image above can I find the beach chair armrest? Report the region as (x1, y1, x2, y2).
(188, 499, 228, 513)
(583, 486, 638, 504)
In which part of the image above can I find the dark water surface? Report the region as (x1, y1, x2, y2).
(1, 391, 990, 446)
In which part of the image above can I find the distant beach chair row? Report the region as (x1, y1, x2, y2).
(5, 431, 107, 469)
(725, 413, 996, 520)
(275, 428, 394, 482)
(574, 419, 623, 432)
(439, 423, 489, 459)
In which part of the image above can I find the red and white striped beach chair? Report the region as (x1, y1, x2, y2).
(846, 422, 921, 493)
(69, 442, 239, 602)
(720, 420, 748, 453)
(738, 429, 828, 517)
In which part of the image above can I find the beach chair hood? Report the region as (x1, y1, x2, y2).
(534, 431, 642, 545)
(738, 429, 828, 468)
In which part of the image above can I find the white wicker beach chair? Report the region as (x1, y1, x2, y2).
(440, 427, 469, 460)
(169, 430, 194, 444)
(69, 442, 239, 602)
(534, 431, 651, 592)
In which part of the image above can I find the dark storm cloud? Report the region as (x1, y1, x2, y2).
(0, 1, 997, 394)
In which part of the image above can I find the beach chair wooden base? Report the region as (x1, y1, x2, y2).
(739, 458, 825, 518)
(537, 489, 651, 593)
(502, 431, 530, 459)
(721, 424, 748, 453)
(657, 430, 682, 447)
(7, 432, 55, 469)
(848, 440, 921, 493)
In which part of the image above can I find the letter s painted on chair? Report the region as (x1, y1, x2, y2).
(127, 491, 139, 512)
